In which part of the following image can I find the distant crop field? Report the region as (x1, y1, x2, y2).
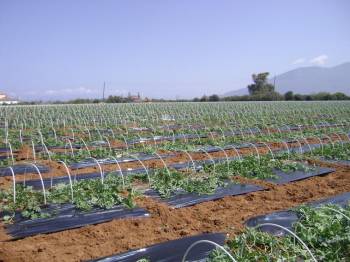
(0, 101, 349, 261)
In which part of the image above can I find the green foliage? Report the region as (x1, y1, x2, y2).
(204, 155, 313, 180)
(209, 228, 306, 261)
(0, 174, 136, 221)
(284, 91, 294, 101)
(247, 72, 275, 96)
(310, 142, 350, 161)
(136, 259, 150, 262)
(150, 169, 226, 198)
(208, 94, 220, 102)
(46, 147, 114, 164)
(0, 186, 48, 221)
(0, 158, 11, 167)
(294, 205, 350, 260)
(291, 92, 350, 101)
(209, 205, 350, 261)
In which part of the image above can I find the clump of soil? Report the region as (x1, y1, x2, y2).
(16, 145, 33, 160)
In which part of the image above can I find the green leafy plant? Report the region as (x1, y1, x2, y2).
(150, 168, 226, 198)
(209, 205, 350, 261)
(310, 143, 350, 161)
(204, 155, 313, 180)
(0, 174, 136, 222)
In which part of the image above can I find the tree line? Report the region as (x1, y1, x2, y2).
(18, 72, 350, 104)
(193, 72, 350, 102)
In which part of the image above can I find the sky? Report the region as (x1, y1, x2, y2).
(0, 0, 349, 101)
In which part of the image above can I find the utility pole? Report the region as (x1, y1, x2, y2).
(102, 82, 106, 101)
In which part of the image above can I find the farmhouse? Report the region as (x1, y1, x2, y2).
(0, 92, 19, 105)
(128, 92, 143, 102)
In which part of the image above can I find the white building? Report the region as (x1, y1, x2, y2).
(0, 92, 19, 105)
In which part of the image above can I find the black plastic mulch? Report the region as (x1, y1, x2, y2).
(5, 204, 149, 239)
(21, 158, 238, 189)
(125, 123, 348, 146)
(0, 147, 11, 153)
(69, 153, 175, 170)
(318, 158, 350, 166)
(20, 167, 148, 189)
(20, 157, 335, 191)
(89, 233, 226, 262)
(144, 182, 264, 208)
(0, 164, 50, 177)
(267, 167, 335, 185)
(245, 192, 350, 236)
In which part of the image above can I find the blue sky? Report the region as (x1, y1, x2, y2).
(0, 0, 349, 100)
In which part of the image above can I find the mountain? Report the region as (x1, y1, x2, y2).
(223, 62, 350, 96)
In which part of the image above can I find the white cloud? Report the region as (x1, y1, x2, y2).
(309, 54, 328, 65)
(292, 58, 305, 65)
(44, 86, 97, 95)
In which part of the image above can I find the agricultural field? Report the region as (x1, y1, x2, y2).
(0, 101, 349, 261)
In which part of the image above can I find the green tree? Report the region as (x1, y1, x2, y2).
(312, 92, 332, 100)
(251, 92, 283, 101)
(247, 72, 275, 95)
(284, 91, 294, 101)
(199, 95, 208, 102)
(192, 97, 200, 102)
(208, 94, 220, 101)
(293, 94, 304, 101)
(332, 92, 348, 100)
(305, 95, 313, 101)
(106, 95, 124, 103)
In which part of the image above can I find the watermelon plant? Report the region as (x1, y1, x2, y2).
(0, 174, 136, 222)
(208, 205, 350, 261)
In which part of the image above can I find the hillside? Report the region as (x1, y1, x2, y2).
(224, 62, 350, 96)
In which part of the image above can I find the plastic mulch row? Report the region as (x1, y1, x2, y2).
(32, 166, 331, 209)
(197, 138, 335, 154)
(11, 143, 336, 213)
(127, 127, 265, 145)
(319, 158, 350, 166)
(0, 151, 173, 176)
(245, 191, 350, 236)
(5, 204, 149, 239)
(266, 167, 334, 185)
(0, 142, 331, 179)
(144, 182, 264, 208)
(127, 133, 207, 145)
(69, 153, 175, 170)
(20, 153, 335, 189)
(0, 164, 50, 177)
(18, 168, 148, 189)
(126, 123, 348, 145)
(141, 166, 333, 208)
(194, 142, 265, 153)
(127, 128, 263, 145)
(157, 124, 205, 131)
(89, 233, 226, 262)
(5, 123, 349, 153)
(20, 157, 241, 189)
(0, 147, 11, 153)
